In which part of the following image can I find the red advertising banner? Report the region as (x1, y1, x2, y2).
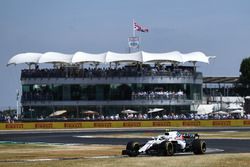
(123, 122, 141, 127)
(153, 121, 171, 127)
(93, 122, 112, 128)
(213, 121, 231, 126)
(243, 120, 250, 125)
(5, 123, 24, 129)
(35, 123, 53, 129)
(64, 122, 82, 128)
(183, 121, 201, 126)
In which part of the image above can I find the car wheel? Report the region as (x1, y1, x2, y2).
(192, 139, 206, 154)
(161, 141, 174, 156)
(126, 141, 140, 157)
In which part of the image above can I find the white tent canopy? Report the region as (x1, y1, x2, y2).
(82, 110, 99, 115)
(142, 51, 183, 63)
(72, 52, 106, 63)
(196, 104, 214, 115)
(49, 110, 67, 117)
(212, 111, 229, 115)
(7, 52, 43, 66)
(39, 52, 73, 64)
(148, 108, 164, 114)
(229, 109, 244, 116)
(121, 109, 138, 114)
(7, 51, 215, 66)
(182, 52, 212, 64)
(106, 51, 142, 63)
(226, 104, 243, 110)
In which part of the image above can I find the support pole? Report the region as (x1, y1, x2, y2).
(133, 19, 135, 37)
(16, 89, 19, 119)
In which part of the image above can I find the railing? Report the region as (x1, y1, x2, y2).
(21, 67, 200, 79)
(21, 92, 187, 102)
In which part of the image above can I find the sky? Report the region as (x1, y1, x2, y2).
(0, 0, 250, 108)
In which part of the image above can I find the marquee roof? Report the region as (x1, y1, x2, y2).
(142, 51, 183, 63)
(7, 51, 215, 66)
(39, 52, 72, 64)
(7, 52, 43, 66)
(106, 51, 142, 63)
(72, 52, 106, 63)
(182, 52, 214, 63)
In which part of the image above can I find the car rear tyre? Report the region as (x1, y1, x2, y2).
(126, 141, 140, 157)
(192, 139, 206, 154)
(161, 141, 174, 156)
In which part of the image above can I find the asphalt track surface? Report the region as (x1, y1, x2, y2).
(0, 127, 250, 153)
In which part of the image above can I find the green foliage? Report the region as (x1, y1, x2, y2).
(238, 57, 250, 96)
(240, 57, 250, 85)
(0, 108, 16, 116)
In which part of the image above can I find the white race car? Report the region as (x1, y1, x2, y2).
(122, 130, 206, 156)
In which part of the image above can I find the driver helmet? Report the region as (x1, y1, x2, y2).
(165, 129, 171, 135)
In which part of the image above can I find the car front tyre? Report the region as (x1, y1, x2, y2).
(126, 141, 140, 157)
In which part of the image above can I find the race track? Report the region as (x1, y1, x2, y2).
(0, 127, 250, 153)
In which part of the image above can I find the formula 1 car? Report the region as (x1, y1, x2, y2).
(122, 130, 206, 156)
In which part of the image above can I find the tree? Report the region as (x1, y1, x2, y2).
(238, 57, 250, 96)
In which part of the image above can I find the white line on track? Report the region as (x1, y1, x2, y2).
(74, 135, 95, 138)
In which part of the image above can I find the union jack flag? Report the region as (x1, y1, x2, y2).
(134, 22, 149, 32)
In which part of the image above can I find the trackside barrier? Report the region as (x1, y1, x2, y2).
(0, 120, 250, 130)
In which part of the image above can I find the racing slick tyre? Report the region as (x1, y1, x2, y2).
(192, 139, 206, 154)
(161, 141, 174, 156)
(126, 141, 140, 157)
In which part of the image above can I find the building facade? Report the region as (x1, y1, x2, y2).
(8, 51, 214, 119)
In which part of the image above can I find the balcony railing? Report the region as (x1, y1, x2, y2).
(21, 92, 187, 102)
(21, 66, 199, 79)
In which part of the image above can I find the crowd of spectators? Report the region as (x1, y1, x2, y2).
(0, 115, 18, 123)
(81, 113, 250, 121)
(132, 90, 185, 100)
(66, 112, 250, 121)
(21, 89, 186, 102)
(21, 65, 196, 79)
(1, 111, 250, 122)
(22, 91, 54, 101)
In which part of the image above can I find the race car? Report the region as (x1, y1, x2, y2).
(122, 130, 206, 156)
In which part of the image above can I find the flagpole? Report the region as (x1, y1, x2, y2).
(133, 19, 135, 37)
(16, 89, 19, 119)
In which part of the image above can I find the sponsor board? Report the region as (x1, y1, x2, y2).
(183, 121, 200, 126)
(1, 120, 250, 130)
(5, 123, 24, 129)
(128, 37, 139, 48)
(153, 121, 171, 127)
(64, 122, 82, 128)
(93, 122, 112, 128)
(243, 120, 250, 125)
(35, 123, 53, 129)
(213, 121, 231, 126)
(123, 122, 141, 127)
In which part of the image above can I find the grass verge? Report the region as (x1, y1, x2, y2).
(0, 130, 250, 167)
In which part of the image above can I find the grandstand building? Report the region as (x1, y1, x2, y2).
(8, 51, 214, 119)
